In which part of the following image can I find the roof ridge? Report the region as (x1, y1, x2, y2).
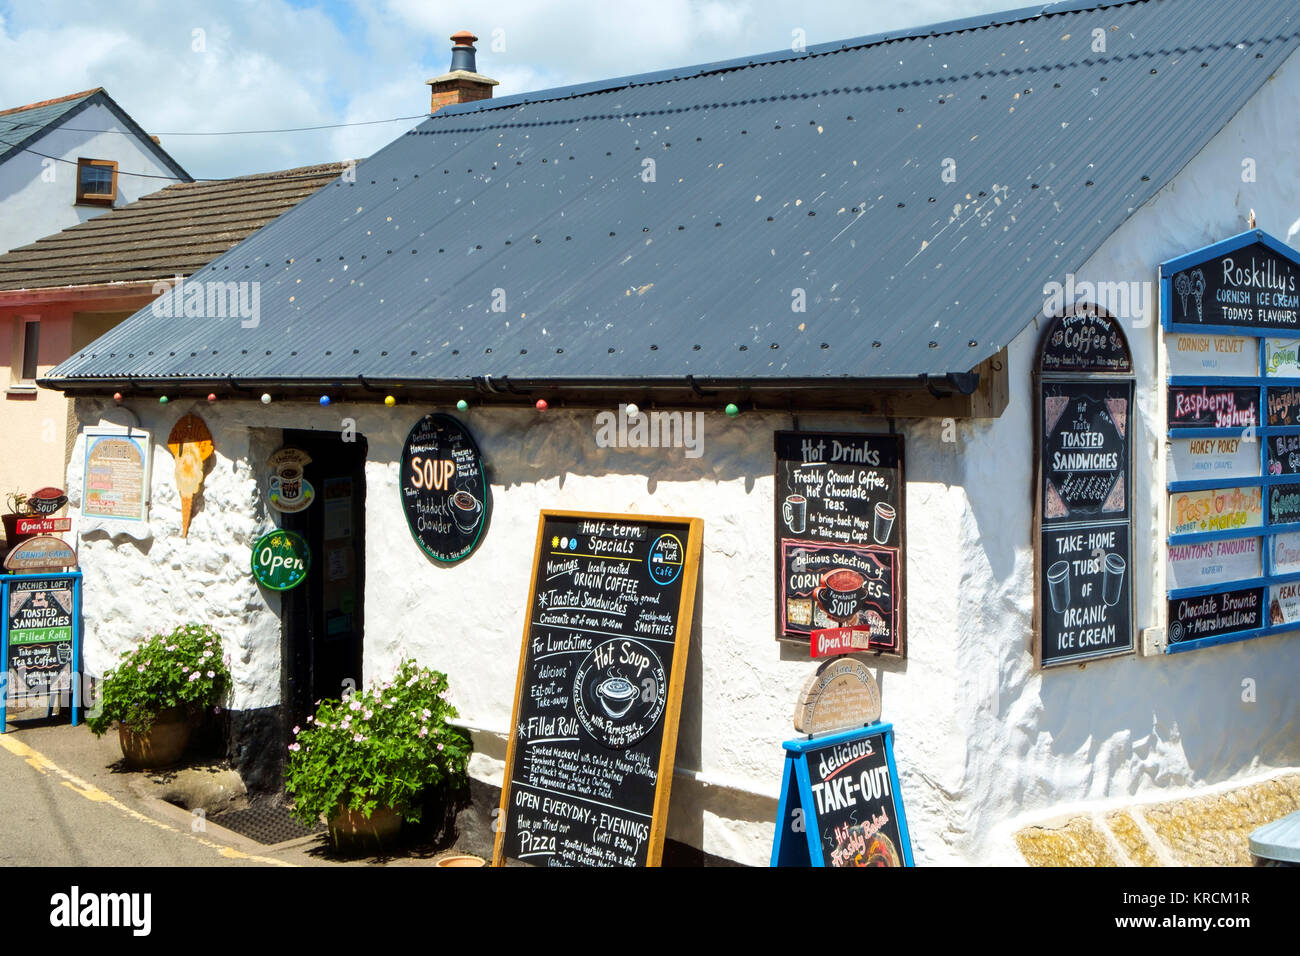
(426, 1, 1138, 120)
(0, 87, 102, 118)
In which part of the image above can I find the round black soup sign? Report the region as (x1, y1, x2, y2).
(400, 414, 490, 563)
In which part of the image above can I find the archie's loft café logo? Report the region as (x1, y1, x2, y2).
(49, 886, 151, 936)
(594, 404, 704, 459)
(151, 273, 261, 328)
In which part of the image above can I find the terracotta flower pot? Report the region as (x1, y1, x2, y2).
(118, 706, 194, 769)
(328, 803, 403, 853)
(436, 854, 486, 867)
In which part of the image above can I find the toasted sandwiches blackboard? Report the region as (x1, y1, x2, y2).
(494, 511, 703, 867)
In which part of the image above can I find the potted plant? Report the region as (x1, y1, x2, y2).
(285, 659, 471, 853)
(3, 490, 31, 548)
(86, 623, 232, 769)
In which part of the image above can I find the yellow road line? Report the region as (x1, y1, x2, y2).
(0, 734, 295, 867)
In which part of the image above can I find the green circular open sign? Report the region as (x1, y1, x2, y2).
(251, 530, 311, 591)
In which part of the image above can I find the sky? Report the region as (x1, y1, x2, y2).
(0, 0, 1015, 180)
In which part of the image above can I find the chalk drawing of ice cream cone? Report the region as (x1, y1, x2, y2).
(1175, 272, 1191, 316)
(1192, 269, 1206, 321)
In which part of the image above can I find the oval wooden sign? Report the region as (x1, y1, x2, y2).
(3, 535, 78, 571)
(793, 658, 882, 735)
(399, 414, 490, 563)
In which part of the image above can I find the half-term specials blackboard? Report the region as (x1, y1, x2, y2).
(494, 511, 703, 867)
(399, 414, 489, 563)
(774, 432, 905, 656)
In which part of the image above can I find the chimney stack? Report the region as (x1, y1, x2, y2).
(427, 31, 499, 114)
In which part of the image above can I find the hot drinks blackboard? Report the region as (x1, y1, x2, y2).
(399, 414, 489, 564)
(494, 510, 702, 867)
(770, 723, 914, 867)
(774, 432, 905, 656)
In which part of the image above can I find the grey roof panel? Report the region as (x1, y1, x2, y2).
(46, 0, 1300, 390)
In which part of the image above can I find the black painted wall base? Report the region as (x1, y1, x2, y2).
(224, 706, 287, 797)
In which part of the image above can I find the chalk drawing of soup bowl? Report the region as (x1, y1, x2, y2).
(595, 676, 638, 718)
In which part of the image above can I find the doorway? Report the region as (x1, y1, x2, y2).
(279, 429, 366, 727)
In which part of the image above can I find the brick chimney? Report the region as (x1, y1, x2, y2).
(427, 31, 499, 114)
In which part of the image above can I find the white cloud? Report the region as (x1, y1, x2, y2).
(0, 0, 1011, 180)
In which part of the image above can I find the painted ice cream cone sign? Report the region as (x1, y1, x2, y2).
(166, 414, 214, 537)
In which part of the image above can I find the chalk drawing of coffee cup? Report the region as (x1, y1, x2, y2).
(596, 676, 638, 719)
(1102, 552, 1126, 607)
(450, 490, 482, 533)
(1047, 561, 1071, 613)
(873, 502, 896, 545)
(783, 495, 806, 533)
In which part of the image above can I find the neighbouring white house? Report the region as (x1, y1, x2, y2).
(0, 88, 191, 256)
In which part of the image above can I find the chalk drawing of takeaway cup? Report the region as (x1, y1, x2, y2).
(1046, 560, 1071, 613)
(1102, 552, 1126, 607)
(450, 490, 482, 533)
(596, 676, 639, 719)
(783, 495, 807, 533)
(873, 502, 896, 545)
(277, 465, 303, 502)
(814, 568, 869, 624)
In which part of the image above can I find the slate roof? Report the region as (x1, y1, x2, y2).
(0, 87, 190, 182)
(44, 0, 1300, 398)
(0, 163, 350, 292)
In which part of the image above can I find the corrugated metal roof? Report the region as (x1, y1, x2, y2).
(45, 0, 1300, 395)
(0, 163, 349, 291)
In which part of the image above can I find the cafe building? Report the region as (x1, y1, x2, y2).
(40, 1, 1300, 864)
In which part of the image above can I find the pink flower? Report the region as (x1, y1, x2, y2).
(181, 665, 189, 673)
(421, 708, 431, 719)
(418, 726, 428, 737)
(137, 665, 145, 673)
(363, 710, 373, 719)
(437, 742, 444, 751)
(438, 690, 450, 701)
(341, 718, 351, 730)
(353, 733, 365, 743)
(292, 725, 301, 735)
(349, 700, 361, 712)
(306, 715, 314, 724)
(206, 670, 215, 678)
(188, 671, 201, 682)
(288, 742, 300, 752)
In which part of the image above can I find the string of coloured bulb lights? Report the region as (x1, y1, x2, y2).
(113, 391, 744, 417)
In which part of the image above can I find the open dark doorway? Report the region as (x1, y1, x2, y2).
(279, 429, 366, 730)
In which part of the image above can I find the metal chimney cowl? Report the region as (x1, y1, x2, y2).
(427, 30, 499, 115)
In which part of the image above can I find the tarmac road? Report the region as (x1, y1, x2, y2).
(0, 717, 280, 867)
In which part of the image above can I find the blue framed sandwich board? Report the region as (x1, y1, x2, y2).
(771, 722, 914, 867)
(1, 572, 83, 732)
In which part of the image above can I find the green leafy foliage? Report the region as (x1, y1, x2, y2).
(284, 659, 471, 828)
(86, 623, 232, 736)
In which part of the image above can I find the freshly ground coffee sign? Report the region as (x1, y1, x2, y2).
(1036, 309, 1135, 666)
(1161, 230, 1300, 652)
(495, 511, 702, 868)
(399, 414, 489, 564)
(774, 431, 904, 657)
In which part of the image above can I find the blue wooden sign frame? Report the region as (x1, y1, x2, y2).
(771, 722, 914, 867)
(1161, 230, 1300, 653)
(1, 571, 83, 732)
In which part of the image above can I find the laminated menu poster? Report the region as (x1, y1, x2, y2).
(774, 432, 904, 655)
(494, 511, 702, 867)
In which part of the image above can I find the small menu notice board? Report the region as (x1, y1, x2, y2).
(774, 432, 905, 657)
(494, 511, 702, 867)
(1036, 308, 1136, 666)
(1, 572, 82, 731)
(771, 724, 914, 867)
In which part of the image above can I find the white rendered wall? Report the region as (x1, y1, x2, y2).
(0, 102, 182, 254)
(64, 48, 1300, 866)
